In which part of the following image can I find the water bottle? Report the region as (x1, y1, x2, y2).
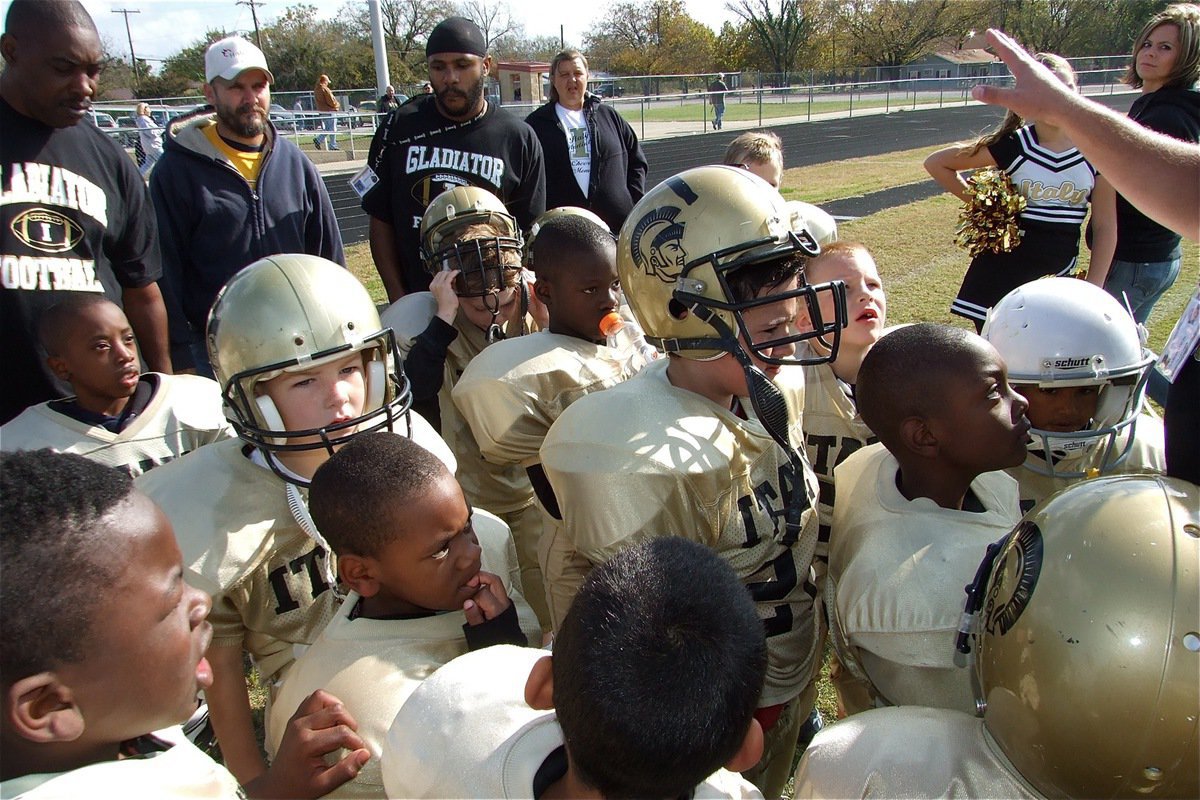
(600, 310, 660, 373)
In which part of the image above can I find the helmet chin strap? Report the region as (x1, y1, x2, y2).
(483, 290, 504, 343)
(696, 305, 807, 546)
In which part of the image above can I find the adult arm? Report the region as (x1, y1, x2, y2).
(368, 217, 407, 302)
(923, 144, 998, 203)
(304, 159, 345, 266)
(1084, 175, 1118, 288)
(206, 641, 268, 784)
(123, 282, 172, 374)
(149, 165, 201, 370)
(622, 115, 648, 204)
(972, 28, 1200, 240)
(509, 130, 546, 231)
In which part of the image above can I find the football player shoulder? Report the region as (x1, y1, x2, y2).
(135, 438, 293, 592)
(380, 291, 438, 351)
(459, 331, 624, 399)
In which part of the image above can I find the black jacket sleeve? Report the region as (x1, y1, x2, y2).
(402, 316, 458, 402)
(462, 601, 527, 649)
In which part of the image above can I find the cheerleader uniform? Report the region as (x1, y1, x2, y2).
(952, 125, 1096, 328)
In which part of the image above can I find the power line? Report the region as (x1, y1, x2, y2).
(112, 8, 141, 88)
(236, 0, 265, 51)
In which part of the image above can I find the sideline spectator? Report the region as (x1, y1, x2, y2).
(1087, 3, 1200, 323)
(709, 72, 728, 130)
(135, 102, 163, 178)
(525, 49, 647, 233)
(150, 36, 343, 375)
(314, 72, 340, 150)
(1, 0, 171, 424)
(378, 84, 400, 116)
(362, 16, 544, 302)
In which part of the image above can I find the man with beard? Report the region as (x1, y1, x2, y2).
(362, 16, 545, 302)
(150, 36, 343, 376)
(1, 0, 171, 424)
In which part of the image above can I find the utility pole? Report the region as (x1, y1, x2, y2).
(236, 0, 265, 51)
(111, 8, 140, 90)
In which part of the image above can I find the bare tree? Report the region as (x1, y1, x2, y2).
(840, 0, 976, 67)
(728, 0, 818, 80)
(458, 0, 522, 52)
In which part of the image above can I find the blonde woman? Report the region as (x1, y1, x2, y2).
(1090, 3, 1200, 322)
(924, 54, 1115, 331)
(134, 102, 162, 177)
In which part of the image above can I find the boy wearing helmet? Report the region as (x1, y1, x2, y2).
(453, 208, 636, 629)
(982, 277, 1165, 511)
(540, 165, 848, 796)
(796, 474, 1199, 799)
(138, 255, 454, 783)
(383, 185, 550, 628)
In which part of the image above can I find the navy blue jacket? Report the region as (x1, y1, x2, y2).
(150, 109, 344, 367)
(525, 94, 647, 233)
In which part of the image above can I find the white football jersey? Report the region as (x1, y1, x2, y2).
(1010, 413, 1166, 512)
(829, 444, 1021, 715)
(1, 735, 243, 800)
(793, 706, 1038, 799)
(540, 358, 821, 707)
(383, 645, 764, 799)
(267, 509, 540, 798)
(0, 374, 231, 477)
(137, 413, 452, 683)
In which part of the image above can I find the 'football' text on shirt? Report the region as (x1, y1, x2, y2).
(3, 163, 109, 228)
(404, 146, 505, 188)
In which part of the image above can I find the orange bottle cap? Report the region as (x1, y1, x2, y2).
(599, 311, 623, 337)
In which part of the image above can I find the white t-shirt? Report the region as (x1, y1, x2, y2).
(554, 104, 590, 196)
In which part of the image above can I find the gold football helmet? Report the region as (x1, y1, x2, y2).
(617, 165, 845, 364)
(971, 475, 1198, 798)
(419, 185, 523, 296)
(206, 254, 410, 457)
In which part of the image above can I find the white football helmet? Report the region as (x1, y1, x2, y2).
(618, 165, 846, 365)
(206, 254, 410, 458)
(967, 475, 1198, 798)
(982, 277, 1154, 477)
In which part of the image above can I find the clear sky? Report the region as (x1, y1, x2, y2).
(7, 0, 741, 69)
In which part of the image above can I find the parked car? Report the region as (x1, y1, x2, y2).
(116, 115, 139, 147)
(90, 111, 117, 128)
(269, 102, 298, 132)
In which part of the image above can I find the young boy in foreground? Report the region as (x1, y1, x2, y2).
(383, 186, 548, 627)
(0, 450, 367, 799)
(1, 295, 230, 476)
(540, 165, 848, 796)
(382, 536, 768, 799)
(453, 210, 635, 629)
(267, 433, 539, 798)
(137, 254, 452, 782)
(827, 323, 1026, 715)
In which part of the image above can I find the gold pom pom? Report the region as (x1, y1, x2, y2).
(955, 168, 1027, 257)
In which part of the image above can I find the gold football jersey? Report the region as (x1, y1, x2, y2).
(1, 373, 232, 477)
(541, 358, 821, 707)
(137, 413, 452, 683)
(798, 361, 877, 564)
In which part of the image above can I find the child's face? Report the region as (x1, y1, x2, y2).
(933, 338, 1032, 472)
(544, 248, 620, 342)
(1020, 384, 1100, 432)
(458, 286, 520, 333)
(259, 352, 366, 439)
(48, 302, 140, 414)
(803, 249, 885, 351)
(61, 492, 213, 742)
(710, 277, 800, 394)
(369, 471, 484, 614)
(745, 157, 782, 189)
